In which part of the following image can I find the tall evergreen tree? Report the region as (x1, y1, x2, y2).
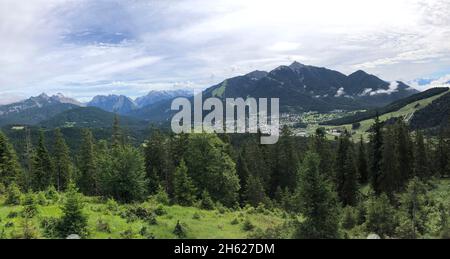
(104, 145, 148, 203)
(379, 126, 399, 196)
(53, 129, 72, 191)
(357, 136, 369, 184)
(394, 121, 414, 188)
(31, 131, 54, 191)
(295, 152, 340, 239)
(144, 129, 172, 194)
(58, 182, 88, 238)
(436, 127, 449, 178)
(78, 129, 98, 195)
(310, 127, 334, 179)
(0, 131, 22, 187)
(271, 126, 299, 193)
(236, 153, 250, 204)
(335, 132, 359, 206)
(414, 131, 429, 180)
(184, 134, 240, 207)
(173, 159, 196, 206)
(245, 173, 266, 207)
(370, 113, 384, 195)
(111, 114, 123, 148)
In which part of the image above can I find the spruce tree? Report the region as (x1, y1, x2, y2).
(58, 182, 88, 238)
(31, 131, 54, 191)
(379, 126, 401, 196)
(245, 174, 266, 207)
(106, 145, 148, 203)
(394, 121, 414, 189)
(78, 129, 98, 195)
(357, 136, 369, 184)
(173, 159, 196, 206)
(53, 129, 72, 191)
(414, 131, 428, 180)
(0, 131, 22, 187)
(335, 133, 359, 206)
(295, 152, 340, 239)
(310, 127, 334, 180)
(236, 153, 250, 204)
(370, 113, 384, 195)
(144, 129, 171, 194)
(111, 114, 124, 148)
(366, 193, 397, 238)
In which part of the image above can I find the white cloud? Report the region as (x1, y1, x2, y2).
(0, 0, 449, 103)
(335, 87, 345, 97)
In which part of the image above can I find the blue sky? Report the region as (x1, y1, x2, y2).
(1, 0, 450, 104)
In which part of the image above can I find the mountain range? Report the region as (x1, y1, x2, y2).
(0, 62, 421, 126)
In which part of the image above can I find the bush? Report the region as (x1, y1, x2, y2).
(36, 192, 48, 206)
(154, 205, 167, 216)
(105, 198, 120, 214)
(173, 220, 187, 238)
(230, 218, 240, 225)
(242, 219, 255, 231)
(341, 206, 358, 230)
(45, 186, 60, 204)
(120, 228, 136, 239)
(0, 183, 5, 195)
(40, 217, 60, 238)
(154, 185, 170, 205)
(192, 212, 201, 220)
(125, 205, 153, 221)
(148, 213, 158, 225)
(5, 183, 22, 205)
(139, 226, 155, 239)
(96, 219, 111, 233)
(7, 211, 19, 218)
(22, 192, 39, 218)
(200, 190, 215, 210)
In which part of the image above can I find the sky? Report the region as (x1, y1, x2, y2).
(1, 0, 450, 104)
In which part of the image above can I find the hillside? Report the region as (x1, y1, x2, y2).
(410, 92, 450, 130)
(321, 88, 450, 140)
(322, 87, 449, 126)
(38, 107, 148, 129)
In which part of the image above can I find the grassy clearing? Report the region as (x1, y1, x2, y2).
(0, 195, 286, 239)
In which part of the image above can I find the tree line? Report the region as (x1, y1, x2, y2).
(0, 113, 449, 238)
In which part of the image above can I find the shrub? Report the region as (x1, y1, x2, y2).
(173, 220, 187, 238)
(5, 183, 22, 205)
(120, 228, 136, 239)
(126, 205, 153, 221)
(154, 185, 170, 205)
(341, 206, 358, 230)
(154, 205, 167, 216)
(0, 183, 5, 195)
(22, 192, 39, 218)
(105, 198, 120, 214)
(96, 219, 111, 233)
(36, 192, 48, 206)
(7, 211, 18, 218)
(200, 190, 215, 210)
(139, 226, 155, 239)
(45, 186, 60, 204)
(148, 213, 158, 225)
(230, 218, 240, 225)
(242, 219, 255, 231)
(40, 217, 60, 239)
(192, 212, 201, 220)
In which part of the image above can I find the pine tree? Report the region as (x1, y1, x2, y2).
(105, 145, 148, 203)
(173, 159, 196, 206)
(236, 153, 250, 204)
(144, 129, 172, 194)
(111, 114, 123, 148)
(335, 133, 359, 206)
(366, 193, 397, 238)
(379, 126, 399, 196)
(78, 129, 98, 195)
(58, 182, 88, 238)
(294, 152, 340, 239)
(0, 131, 22, 187)
(184, 134, 240, 207)
(310, 127, 334, 179)
(357, 136, 369, 184)
(370, 113, 384, 195)
(245, 174, 266, 207)
(31, 131, 54, 191)
(53, 129, 72, 191)
(414, 131, 428, 180)
(271, 126, 300, 193)
(394, 121, 414, 189)
(395, 177, 428, 239)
